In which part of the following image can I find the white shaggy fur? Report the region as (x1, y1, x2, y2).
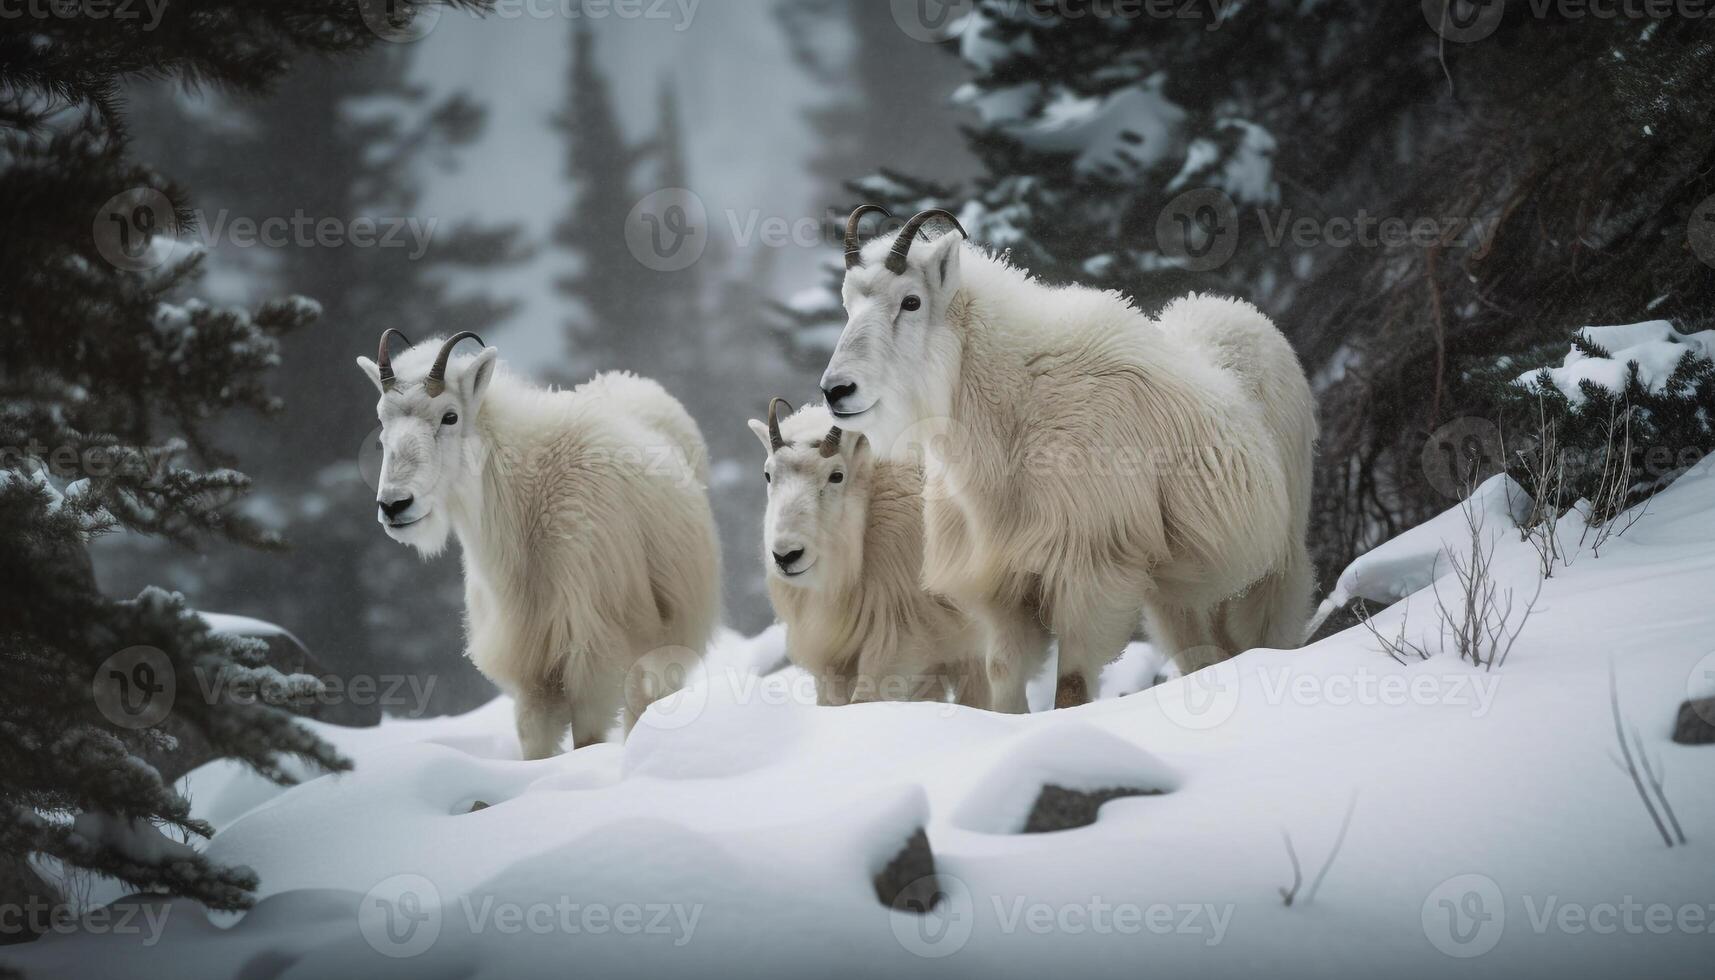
(820, 231, 1316, 711)
(357, 341, 721, 756)
(749, 403, 988, 707)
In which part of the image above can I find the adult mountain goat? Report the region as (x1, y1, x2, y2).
(358, 331, 721, 756)
(820, 207, 1317, 712)
(750, 398, 987, 708)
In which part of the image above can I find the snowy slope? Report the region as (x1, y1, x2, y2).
(10, 463, 1715, 980)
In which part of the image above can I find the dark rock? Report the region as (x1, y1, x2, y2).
(1023, 784, 1161, 834)
(469, 800, 491, 813)
(873, 828, 940, 913)
(1673, 698, 1715, 745)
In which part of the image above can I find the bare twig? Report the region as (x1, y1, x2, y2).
(1610, 662, 1675, 848)
(1303, 792, 1360, 905)
(1630, 726, 1687, 846)
(1430, 493, 1542, 669)
(1356, 597, 1428, 663)
(1278, 830, 1303, 907)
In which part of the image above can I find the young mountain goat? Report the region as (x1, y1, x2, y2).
(750, 399, 988, 708)
(358, 332, 721, 756)
(820, 207, 1317, 712)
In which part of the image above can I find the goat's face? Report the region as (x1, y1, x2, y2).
(820, 226, 964, 455)
(749, 403, 870, 591)
(356, 337, 498, 557)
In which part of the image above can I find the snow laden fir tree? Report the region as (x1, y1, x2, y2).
(0, 0, 492, 930)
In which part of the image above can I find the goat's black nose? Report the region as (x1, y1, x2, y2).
(772, 548, 805, 570)
(822, 380, 859, 407)
(378, 495, 414, 520)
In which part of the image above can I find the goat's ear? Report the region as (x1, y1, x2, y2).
(747, 419, 772, 454)
(462, 347, 499, 408)
(923, 232, 962, 298)
(356, 356, 384, 394)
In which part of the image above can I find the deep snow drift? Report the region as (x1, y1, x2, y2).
(11, 461, 1715, 980)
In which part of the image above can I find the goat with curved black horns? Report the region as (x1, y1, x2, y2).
(358, 332, 721, 756)
(820, 204, 1318, 711)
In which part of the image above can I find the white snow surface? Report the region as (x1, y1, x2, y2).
(11, 465, 1715, 979)
(1515, 319, 1715, 404)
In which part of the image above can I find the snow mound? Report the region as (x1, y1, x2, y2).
(1515, 319, 1715, 404)
(1313, 472, 1533, 618)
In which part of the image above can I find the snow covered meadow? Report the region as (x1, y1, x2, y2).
(12, 447, 1713, 979)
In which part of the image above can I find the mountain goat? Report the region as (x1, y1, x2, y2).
(819, 206, 1317, 712)
(749, 398, 987, 708)
(357, 331, 721, 756)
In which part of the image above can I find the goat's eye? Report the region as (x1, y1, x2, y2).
(763, 471, 771, 485)
(828, 470, 844, 484)
(441, 411, 459, 426)
(901, 295, 921, 312)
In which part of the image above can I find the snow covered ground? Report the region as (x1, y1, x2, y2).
(11, 462, 1715, 979)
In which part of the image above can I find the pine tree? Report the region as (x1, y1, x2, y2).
(114, 46, 526, 715)
(553, 23, 667, 376)
(0, 0, 484, 920)
(783, 4, 1715, 579)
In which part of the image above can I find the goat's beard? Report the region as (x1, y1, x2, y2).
(387, 507, 454, 558)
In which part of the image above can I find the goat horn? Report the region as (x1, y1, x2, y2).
(426, 331, 486, 396)
(885, 208, 967, 275)
(377, 328, 413, 391)
(844, 204, 892, 270)
(766, 397, 791, 452)
(819, 425, 842, 458)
